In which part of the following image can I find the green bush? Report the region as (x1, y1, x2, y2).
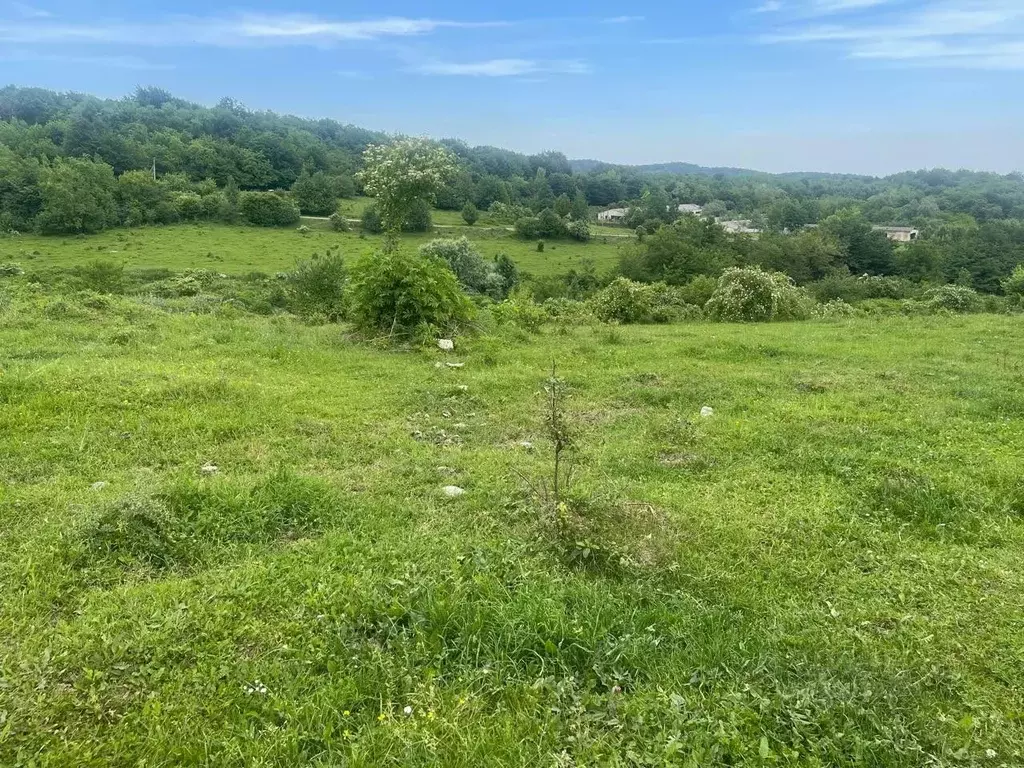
(567, 219, 591, 242)
(925, 285, 982, 313)
(1001, 264, 1024, 297)
(73, 260, 125, 294)
(543, 297, 596, 325)
(677, 275, 717, 307)
(813, 298, 861, 319)
(349, 247, 474, 335)
(329, 211, 350, 232)
(590, 277, 654, 323)
(462, 202, 479, 226)
(491, 294, 547, 333)
(705, 267, 811, 323)
(173, 192, 203, 221)
(287, 252, 347, 321)
(238, 192, 300, 227)
(362, 201, 431, 233)
(515, 216, 541, 240)
(361, 204, 383, 233)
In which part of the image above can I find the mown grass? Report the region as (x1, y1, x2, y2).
(0, 277, 1022, 766)
(2, 222, 623, 279)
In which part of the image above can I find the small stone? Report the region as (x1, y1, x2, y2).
(201, 463, 219, 475)
(457, 385, 469, 392)
(453, 423, 467, 429)
(700, 406, 714, 418)
(90, 481, 108, 491)
(438, 339, 454, 352)
(442, 485, 466, 498)
(446, 362, 465, 369)
(518, 441, 534, 449)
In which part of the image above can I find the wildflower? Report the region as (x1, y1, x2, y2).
(403, 705, 413, 716)
(377, 713, 386, 722)
(986, 749, 997, 759)
(343, 710, 350, 717)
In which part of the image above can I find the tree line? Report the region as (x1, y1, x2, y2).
(2, 85, 1024, 292)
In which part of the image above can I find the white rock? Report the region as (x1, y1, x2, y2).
(700, 406, 714, 418)
(446, 362, 465, 369)
(201, 463, 219, 475)
(519, 441, 534, 449)
(457, 385, 469, 392)
(90, 481, 108, 491)
(442, 485, 466, 498)
(438, 339, 454, 351)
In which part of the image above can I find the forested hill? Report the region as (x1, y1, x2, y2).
(4, 84, 1024, 234)
(571, 159, 767, 178)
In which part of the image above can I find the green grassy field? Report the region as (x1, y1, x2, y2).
(1, 271, 1022, 765)
(1, 223, 624, 278)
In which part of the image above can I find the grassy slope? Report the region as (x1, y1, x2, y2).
(0, 285, 1022, 765)
(2, 223, 624, 278)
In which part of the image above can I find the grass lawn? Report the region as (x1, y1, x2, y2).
(0, 274, 1022, 765)
(2, 224, 624, 279)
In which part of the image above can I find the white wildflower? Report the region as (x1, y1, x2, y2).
(403, 705, 413, 716)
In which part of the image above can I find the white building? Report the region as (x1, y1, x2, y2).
(597, 207, 629, 224)
(873, 226, 919, 243)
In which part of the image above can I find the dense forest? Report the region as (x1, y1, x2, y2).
(3, 85, 1024, 293)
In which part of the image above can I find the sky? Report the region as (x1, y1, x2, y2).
(1, 0, 1023, 176)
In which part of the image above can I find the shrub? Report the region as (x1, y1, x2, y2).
(361, 203, 383, 233)
(567, 219, 592, 242)
(0, 263, 24, 277)
(349, 247, 474, 335)
(73, 260, 125, 294)
(494, 254, 520, 295)
(329, 211, 350, 232)
(647, 283, 701, 323)
(420, 237, 489, 290)
(705, 267, 811, 323)
(1002, 264, 1024, 297)
(462, 202, 479, 226)
(925, 284, 982, 314)
(238, 192, 300, 227)
(515, 216, 542, 240)
(287, 253, 347, 321)
(489, 202, 532, 224)
(296, 225, 311, 236)
(491, 294, 547, 333)
(677, 275, 717, 307)
(173, 192, 204, 221)
(590, 277, 654, 323)
(537, 208, 566, 238)
(543, 297, 595, 325)
(813, 298, 861, 319)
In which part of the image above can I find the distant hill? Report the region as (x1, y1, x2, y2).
(570, 158, 873, 181)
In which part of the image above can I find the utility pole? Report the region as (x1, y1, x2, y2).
(152, 158, 157, 181)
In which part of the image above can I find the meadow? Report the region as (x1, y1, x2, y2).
(0, 256, 1022, 765)
(1, 221, 624, 279)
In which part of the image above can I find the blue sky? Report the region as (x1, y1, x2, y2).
(1, 0, 1023, 175)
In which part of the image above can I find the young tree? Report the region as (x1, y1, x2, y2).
(462, 202, 479, 226)
(357, 138, 457, 235)
(36, 157, 117, 234)
(292, 169, 338, 216)
(570, 189, 589, 221)
(554, 193, 572, 218)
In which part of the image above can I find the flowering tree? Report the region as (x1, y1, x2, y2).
(357, 138, 457, 235)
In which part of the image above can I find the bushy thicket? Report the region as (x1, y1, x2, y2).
(362, 201, 431, 234)
(418, 237, 516, 300)
(286, 250, 347, 321)
(238, 192, 300, 227)
(348, 248, 473, 335)
(705, 267, 812, 323)
(589, 277, 702, 324)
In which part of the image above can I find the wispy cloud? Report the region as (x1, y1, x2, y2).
(8, 1, 51, 18)
(0, 50, 172, 69)
(754, 1, 784, 13)
(602, 16, 645, 24)
(415, 58, 590, 77)
(0, 13, 509, 47)
(761, 0, 1024, 69)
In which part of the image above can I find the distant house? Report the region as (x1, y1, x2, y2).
(873, 226, 919, 243)
(677, 204, 703, 216)
(597, 207, 629, 224)
(719, 219, 761, 235)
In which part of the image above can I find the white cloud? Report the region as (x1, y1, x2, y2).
(416, 58, 589, 77)
(762, 0, 1024, 69)
(755, 2, 784, 13)
(8, 2, 51, 18)
(0, 50, 172, 69)
(0, 13, 508, 47)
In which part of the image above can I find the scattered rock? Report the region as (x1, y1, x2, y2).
(446, 362, 465, 369)
(442, 485, 466, 498)
(518, 441, 534, 449)
(457, 385, 469, 392)
(700, 406, 714, 418)
(200, 463, 219, 475)
(438, 339, 454, 352)
(90, 481, 108, 491)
